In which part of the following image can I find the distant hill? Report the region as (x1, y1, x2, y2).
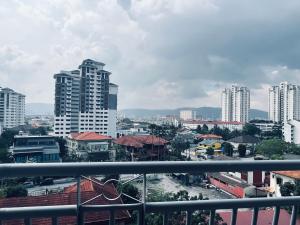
(120, 107, 268, 120)
(26, 103, 53, 115)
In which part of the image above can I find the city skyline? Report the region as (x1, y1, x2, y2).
(1, 1, 300, 110)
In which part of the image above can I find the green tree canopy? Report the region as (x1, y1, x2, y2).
(206, 147, 214, 156)
(242, 123, 261, 136)
(256, 139, 286, 158)
(222, 142, 233, 157)
(238, 144, 247, 157)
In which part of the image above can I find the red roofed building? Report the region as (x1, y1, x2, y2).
(219, 209, 300, 225)
(0, 178, 130, 225)
(270, 170, 300, 197)
(114, 135, 169, 161)
(66, 132, 113, 161)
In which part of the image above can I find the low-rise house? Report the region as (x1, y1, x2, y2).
(270, 171, 300, 197)
(114, 135, 168, 161)
(66, 132, 113, 161)
(10, 135, 60, 163)
(0, 178, 131, 225)
(208, 172, 267, 198)
(227, 135, 260, 153)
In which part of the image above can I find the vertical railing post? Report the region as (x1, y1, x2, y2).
(76, 176, 83, 225)
(251, 207, 259, 225)
(109, 210, 115, 225)
(272, 206, 280, 225)
(141, 173, 147, 225)
(290, 205, 298, 225)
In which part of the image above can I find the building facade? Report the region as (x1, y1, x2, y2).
(182, 120, 244, 131)
(180, 110, 196, 121)
(66, 132, 113, 161)
(54, 59, 118, 138)
(221, 85, 250, 123)
(283, 119, 300, 144)
(269, 82, 300, 122)
(10, 135, 60, 163)
(0, 87, 25, 129)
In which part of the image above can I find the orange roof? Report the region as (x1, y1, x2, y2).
(70, 132, 112, 141)
(114, 135, 168, 148)
(197, 134, 223, 139)
(272, 171, 300, 179)
(0, 178, 130, 225)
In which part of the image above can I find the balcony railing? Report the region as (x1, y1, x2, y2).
(0, 160, 300, 225)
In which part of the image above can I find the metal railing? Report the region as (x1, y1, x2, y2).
(0, 160, 299, 225)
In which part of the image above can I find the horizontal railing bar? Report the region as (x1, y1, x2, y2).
(0, 160, 300, 177)
(145, 196, 300, 212)
(1, 196, 300, 220)
(0, 205, 77, 220)
(81, 203, 143, 212)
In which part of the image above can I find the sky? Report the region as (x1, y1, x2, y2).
(1, 0, 300, 111)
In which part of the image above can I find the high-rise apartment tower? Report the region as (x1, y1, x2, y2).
(54, 59, 118, 138)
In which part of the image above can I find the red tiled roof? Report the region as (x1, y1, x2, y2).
(114, 135, 168, 148)
(272, 171, 300, 179)
(70, 132, 112, 141)
(0, 178, 130, 225)
(219, 209, 300, 225)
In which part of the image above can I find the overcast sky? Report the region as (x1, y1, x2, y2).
(1, 0, 300, 110)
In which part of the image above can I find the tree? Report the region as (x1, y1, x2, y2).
(202, 124, 209, 134)
(0, 148, 13, 163)
(121, 183, 140, 204)
(222, 142, 233, 157)
(196, 125, 202, 134)
(1, 130, 18, 146)
(171, 138, 190, 159)
(280, 182, 295, 196)
(256, 139, 286, 158)
(206, 147, 214, 156)
(5, 185, 28, 198)
(238, 144, 247, 157)
(242, 123, 261, 136)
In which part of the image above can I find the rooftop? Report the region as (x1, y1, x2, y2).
(69, 132, 112, 141)
(114, 135, 168, 148)
(220, 209, 300, 225)
(227, 135, 260, 144)
(0, 178, 130, 225)
(272, 171, 300, 179)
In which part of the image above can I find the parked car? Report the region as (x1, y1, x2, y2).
(23, 181, 34, 188)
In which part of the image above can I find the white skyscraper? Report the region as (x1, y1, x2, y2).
(54, 59, 118, 138)
(0, 87, 25, 128)
(221, 85, 250, 123)
(268, 86, 280, 122)
(221, 88, 232, 122)
(268, 82, 300, 122)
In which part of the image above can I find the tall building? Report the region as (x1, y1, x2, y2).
(54, 59, 118, 138)
(221, 85, 250, 123)
(268, 86, 280, 122)
(0, 87, 25, 128)
(180, 110, 196, 121)
(221, 88, 232, 122)
(268, 82, 300, 122)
